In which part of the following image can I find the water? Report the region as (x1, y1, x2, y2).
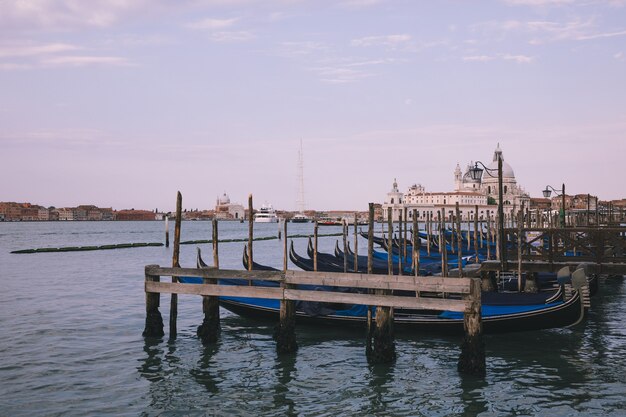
(1, 221, 625, 416)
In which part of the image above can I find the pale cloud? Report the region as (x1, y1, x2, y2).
(576, 29, 626, 40)
(615, 51, 625, 60)
(339, 0, 384, 9)
(186, 17, 239, 30)
(503, 54, 534, 63)
(309, 65, 375, 83)
(0, 0, 151, 31)
(351, 34, 411, 48)
(276, 41, 329, 57)
(0, 42, 79, 58)
(503, 0, 574, 5)
(41, 55, 131, 67)
(463, 55, 495, 62)
(208, 31, 255, 42)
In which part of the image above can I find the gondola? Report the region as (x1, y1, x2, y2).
(183, 249, 588, 335)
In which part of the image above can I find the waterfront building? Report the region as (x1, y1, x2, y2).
(214, 193, 245, 220)
(382, 144, 530, 221)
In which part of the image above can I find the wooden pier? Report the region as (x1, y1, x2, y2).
(143, 193, 486, 377)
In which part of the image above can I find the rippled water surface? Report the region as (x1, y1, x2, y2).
(1, 221, 625, 416)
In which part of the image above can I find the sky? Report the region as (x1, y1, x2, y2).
(1, 0, 625, 212)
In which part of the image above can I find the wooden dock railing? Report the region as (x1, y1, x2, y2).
(143, 266, 485, 376)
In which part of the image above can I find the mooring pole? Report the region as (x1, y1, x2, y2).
(276, 220, 297, 354)
(354, 212, 358, 273)
(314, 220, 318, 272)
(343, 219, 348, 273)
(458, 278, 486, 377)
(198, 218, 220, 344)
(248, 194, 253, 276)
(367, 209, 396, 364)
(413, 209, 419, 277)
(474, 205, 479, 262)
(165, 216, 170, 248)
(398, 211, 403, 276)
(143, 265, 164, 338)
(366, 203, 374, 359)
(169, 191, 182, 340)
(456, 203, 463, 278)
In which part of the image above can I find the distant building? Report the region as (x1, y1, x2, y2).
(57, 208, 76, 221)
(115, 209, 155, 221)
(382, 144, 530, 221)
(214, 193, 245, 220)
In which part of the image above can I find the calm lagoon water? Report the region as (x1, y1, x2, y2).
(1, 220, 625, 416)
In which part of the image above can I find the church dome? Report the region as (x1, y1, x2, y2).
(218, 193, 230, 205)
(485, 144, 515, 179)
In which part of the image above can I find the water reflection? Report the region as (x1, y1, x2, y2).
(272, 353, 297, 417)
(460, 374, 488, 417)
(366, 361, 395, 415)
(190, 344, 220, 394)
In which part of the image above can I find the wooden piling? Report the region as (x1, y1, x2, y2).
(457, 278, 485, 377)
(413, 210, 419, 277)
(343, 219, 348, 273)
(427, 212, 431, 256)
(314, 220, 318, 272)
(455, 203, 463, 278)
(354, 212, 358, 273)
(367, 208, 396, 364)
(143, 265, 164, 338)
(398, 211, 403, 276)
(276, 219, 297, 353)
(248, 194, 253, 272)
(169, 191, 182, 339)
(165, 216, 170, 248)
(197, 218, 221, 345)
(474, 205, 479, 262)
(366, 203, 374, 359)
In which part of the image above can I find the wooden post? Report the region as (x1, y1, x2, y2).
(398, 211, 403, 276)
(440, 209, 448, 277)
(426, 211, 432, 257)
(403, 207, 408, 260)
(486, 211, 491, 260)
(367, 203, 374, 275)
(198, 218, 220, 345)
(413, 210, 419, 277)
(276, 220, 297, 353)
(458, 278, 485, 377)
(212, 218, 219, 268)
(169, 191, 182, 339)
(474, 205, 479, 262)
(143, 265, 164, 338)
(517, 206, 523, 292)
(343, 219, 349, 272)
(314, 220, 318, 272)
(165, 216, 170, 248)
(248, 194, 253, 272)
(387, 210, 393, 275)
(354, 212, 358, 273)
(367, 207, 396, 364)
(456, 203, 463, 278)
(366, 203, 374, 359)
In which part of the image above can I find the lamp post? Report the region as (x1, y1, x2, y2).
(542, 184, 566, 228)
(469, 155, 505, 271)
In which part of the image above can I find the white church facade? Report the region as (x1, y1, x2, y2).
(214, 193, 245, 220)
(382, 144, 530, 221)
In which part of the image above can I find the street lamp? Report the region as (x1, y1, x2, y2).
(469, 156, 505, 271)
(542, 183, 566, 228)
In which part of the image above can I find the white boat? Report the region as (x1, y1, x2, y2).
(291, 213, 311, 223)
(254, 204, 279, 223)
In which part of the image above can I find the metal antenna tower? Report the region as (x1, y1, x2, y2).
(296, 140, 306, 213)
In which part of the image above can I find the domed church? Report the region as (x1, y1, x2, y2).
(383, 144, 530, 221)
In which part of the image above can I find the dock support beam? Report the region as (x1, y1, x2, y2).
(367, 209, 396, 364)
(276, 220, 298, 354)
(197, 218, 221, 345)
(458, 278, 485, 377)
(143, 266, 164, 338)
